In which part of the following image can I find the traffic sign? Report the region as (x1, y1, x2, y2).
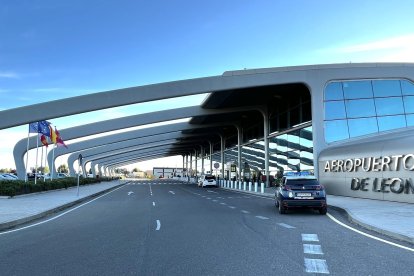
(214, 162, 220, 169)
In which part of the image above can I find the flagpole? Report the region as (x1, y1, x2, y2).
(43, 146, 47, 182)
(51, 144, 55, 180)
(25, 125, 30, 182)
(34, 133, 39, 185)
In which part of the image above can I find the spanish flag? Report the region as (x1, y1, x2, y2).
(49, 126, 57, 144)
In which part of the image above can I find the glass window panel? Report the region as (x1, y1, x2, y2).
(377, 115, 406, 132)
(348, 117, 378, 138)
(325, 82, 344, 100)
(407, 114, 414, 126)
(343, 81, 373, 99)
(375, 97, 404, 116)
(372, 80, 402, 97)
(345, 99, 376, 118)
(401, 80, 414, 95)
(325, 101, 346, 120)
(325, 120, 349, 143)
(404, 96, 414, 113)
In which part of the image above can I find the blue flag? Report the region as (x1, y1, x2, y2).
(29, 120, 51, 137)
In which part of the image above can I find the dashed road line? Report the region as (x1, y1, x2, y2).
(278, 223, 296, 229)
(220, 202, 227, 205)
(241, 210, 250, 214)
(302, 234, 319, 242)
(304, 258, 329, 274)
(156, 220, 161, 231)
(228, 206, 236, 209)
(303, 244, 324, 255)
(152, 202, 155, 206)
(212, 200, 218, 202)
(255, 216, 269, 220)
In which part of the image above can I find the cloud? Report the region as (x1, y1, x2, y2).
(0, 71, 19, 78)
(337, 34, 414, 54)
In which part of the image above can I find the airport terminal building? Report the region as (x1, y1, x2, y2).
(7, 63, 414, 204)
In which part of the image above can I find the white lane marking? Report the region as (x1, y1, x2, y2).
(128, 191, 134, 196)
(228, 206, 236, 209)
(219, 189, 273, 200)
(0, 184, 127, 235)
(206, 197, 211, 200)
(149, 184, 153, 196)
(243, 196, 250, 198)
(152, 202, 155, 206)
(228, 197, 233, 198)
(241, 210, 250, 214)
(212, 200, 218, 202)
(201, 195, 206, 197)
(327, 213, 414, 252)
(207, 190, 218, 193)
(302, 234, 319, 242)
(220, 202, 227, 205)
(304, 258, 329, 274)
(303, 244, 324, 255)
(255, 216, 269, 220)
(156, 220, 161, 231)
(278, 223, 296, 229)
(169, 191, 175, 195)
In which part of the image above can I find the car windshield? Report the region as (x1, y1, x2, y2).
(286, 179, 319, 186)
(205, 175, 215, 180)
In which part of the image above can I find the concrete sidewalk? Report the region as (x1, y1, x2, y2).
(0, 180, 127, 231)
(220, 185, 414, 245)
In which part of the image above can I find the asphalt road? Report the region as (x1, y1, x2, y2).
(0, 179, 413, 275)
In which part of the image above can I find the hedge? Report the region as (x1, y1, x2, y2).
(0, 176, 117, 197)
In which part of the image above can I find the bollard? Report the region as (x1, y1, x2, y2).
(243, 181, 246, 190)
(261, 182, 264, 193)
(254, 182, 258, 193)
(249, 182, 252, 191)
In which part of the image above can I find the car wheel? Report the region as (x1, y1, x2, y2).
(319, 207, 327, 215)
(278, 200, 286, 214)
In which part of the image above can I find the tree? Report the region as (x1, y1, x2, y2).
(57, 164, 69, 173)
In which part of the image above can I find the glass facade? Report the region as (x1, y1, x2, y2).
(268, 125, 313, 176)
(324, 79, 414, 143)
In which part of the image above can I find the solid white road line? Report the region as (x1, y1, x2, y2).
(304, 258, 329, 274)
(302, 234, 319, 242)
(255, 216, 269, 220)
(241, 210, 250, 214)
(278, 223, 296, 229)
(303, 244, 324, 255)
(327, 213, 414, 252)
(0, 184, 127, 235)
(156, 220, 161, 231)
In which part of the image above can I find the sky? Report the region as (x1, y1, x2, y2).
(1, 0, 414, 172)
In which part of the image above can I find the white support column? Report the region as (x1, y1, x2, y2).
(190, 152, 193, 177)
(236, 125, 243, 183)
(261, 108, 270, 187)
(220, 134, 225, 179)
(200, 146, 204, 175)
(209, 141, 213, 174)
(182, 155, 185, 174)
(194, 149, 198, 178)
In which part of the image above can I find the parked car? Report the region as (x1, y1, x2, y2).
(3, 173, 18, 180)
(198, 174, 217, 187)
(275, 175, 327, 215)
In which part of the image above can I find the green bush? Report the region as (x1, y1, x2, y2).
(0, 176, 114, 197)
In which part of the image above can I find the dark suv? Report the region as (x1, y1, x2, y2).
(275, 176, 327, 215)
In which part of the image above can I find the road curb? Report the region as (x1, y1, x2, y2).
(0, 182, 128, 232)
